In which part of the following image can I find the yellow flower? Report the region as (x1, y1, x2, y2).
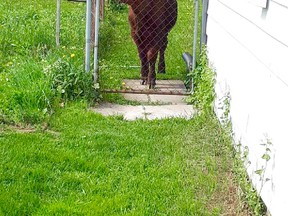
(70, 53, 75, 58)
(122, 82, 126, 86)
(6, 61, 13, 66)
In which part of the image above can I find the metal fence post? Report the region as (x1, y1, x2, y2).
(191, 0, 199, 92)
(200, 0, 209, 49)
(85, 0, 92, 72)
(56, 0, 61, 47)
(93, 0, 100, 83)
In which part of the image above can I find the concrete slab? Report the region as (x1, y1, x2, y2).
(148, 94, 187, 105)
(121, 79, 189, 104)
(122, 79, 188, 92)
(142, 105, 195, 120)
(92, 103, 195, 121)
(123, 94, 187, 105)
(94, 80, 194, 120)
(92, 103, 144, 121)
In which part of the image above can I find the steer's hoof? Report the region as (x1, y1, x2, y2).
(158, 70, 166, 74)
(149, 85, 155, 89)
(149, 83, 156, 89)
(140, 80, 147, 85)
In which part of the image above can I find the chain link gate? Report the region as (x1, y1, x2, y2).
(56, 0, 207, 96)
(90, 0, 202, 96)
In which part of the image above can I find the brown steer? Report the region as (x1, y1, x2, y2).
(120, 0, 178, 88)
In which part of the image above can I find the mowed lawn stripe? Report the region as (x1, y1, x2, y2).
(0, 105, 234, 215)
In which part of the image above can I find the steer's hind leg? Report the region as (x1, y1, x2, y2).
(158, 36, 168, 74)
(148, 48, 158, 89)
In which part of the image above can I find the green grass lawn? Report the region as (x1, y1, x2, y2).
(0, 103, 243, 215)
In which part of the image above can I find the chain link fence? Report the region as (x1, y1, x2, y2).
(92, 0, 199, 95)
(56, 0, 204, 95)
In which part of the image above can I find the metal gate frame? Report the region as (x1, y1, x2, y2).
(55, 0, 103, 83)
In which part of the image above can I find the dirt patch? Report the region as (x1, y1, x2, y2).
(207, 170, 252, 216)
(1, 123, 60, 136)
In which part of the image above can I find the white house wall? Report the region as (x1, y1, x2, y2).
(207, 0, 288, 215)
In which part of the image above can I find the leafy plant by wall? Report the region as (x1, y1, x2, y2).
(217, 80, 269, 216)
(186, 47, 216, 114)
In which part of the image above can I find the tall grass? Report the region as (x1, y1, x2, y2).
(0, 0, 92, 124)
(0, 58, 52, 123)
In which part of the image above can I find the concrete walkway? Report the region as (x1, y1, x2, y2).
(92, 80, 195, 120)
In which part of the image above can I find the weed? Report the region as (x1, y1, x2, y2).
(233, 143, 268, 216)
(219, 90, 268, 216)
(186, 47, 216, 114)
(46, 57, 95, 102)
(108, 0, 126, 11)
(0, 0, 96, 124)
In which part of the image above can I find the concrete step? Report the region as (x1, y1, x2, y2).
(92, 80, 194, 120)
(91, 103, 195, 121)
(121, 79, 189, 105)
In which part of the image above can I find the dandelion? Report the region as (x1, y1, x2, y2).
(5, 62, 13, 67)
(70, 53, 75, 58)
(122, 82, 126, 86)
